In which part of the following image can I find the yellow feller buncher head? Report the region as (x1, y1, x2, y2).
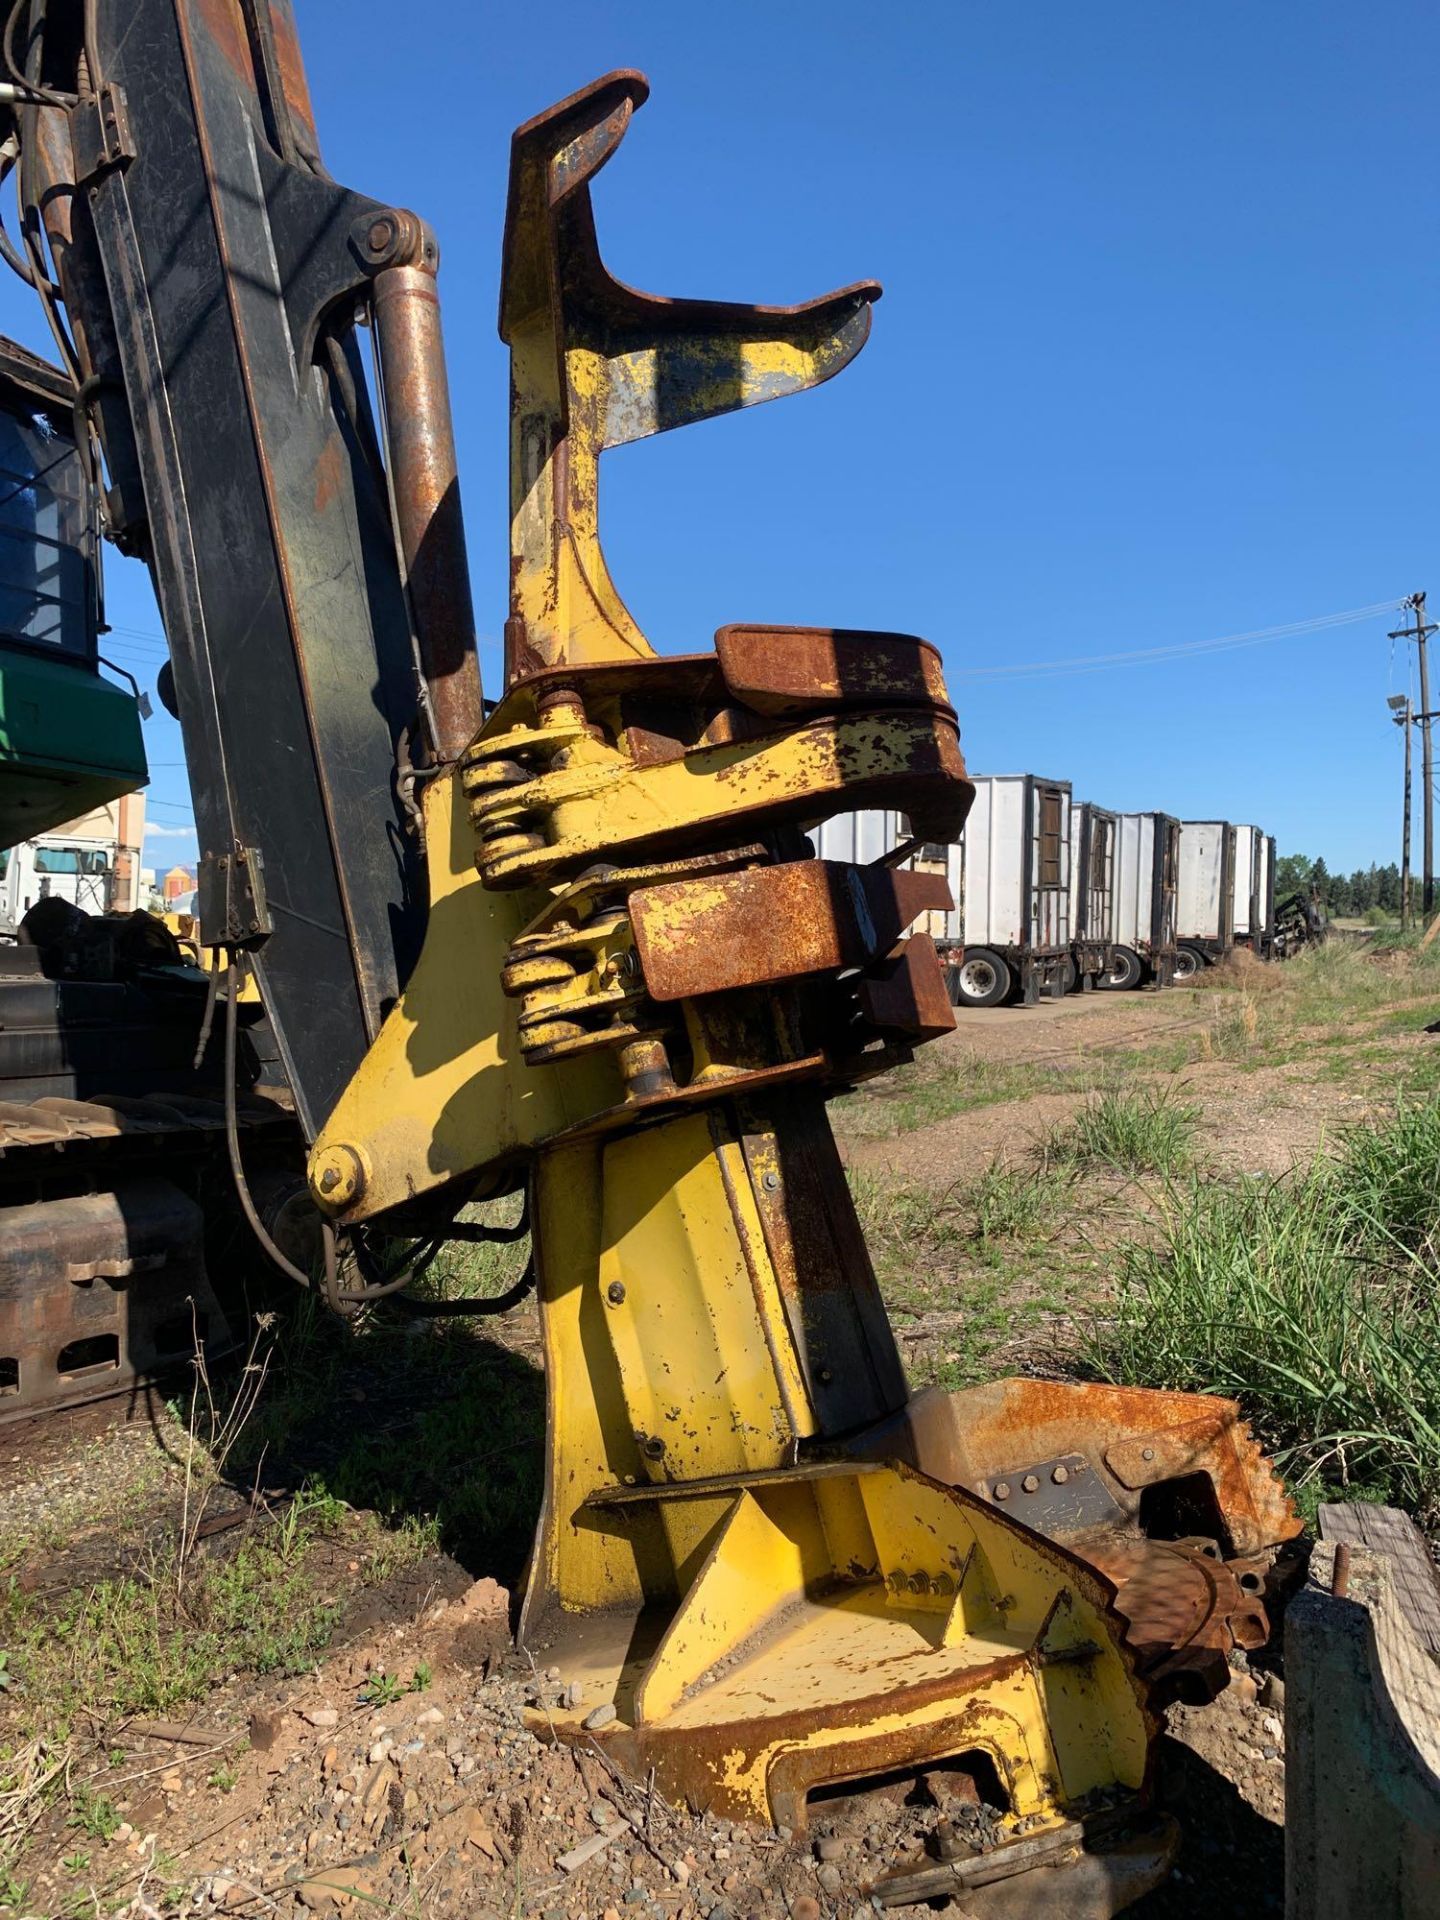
(310, 73, 1300, 1914)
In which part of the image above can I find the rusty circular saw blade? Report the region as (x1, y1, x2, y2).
(1087, 1536, 1266, 1694)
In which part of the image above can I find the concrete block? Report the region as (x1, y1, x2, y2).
(1286, 1537, 1440, 1918)
(1319, 1501, 1440, 1657)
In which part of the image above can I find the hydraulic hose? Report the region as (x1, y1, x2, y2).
(223, 952, 311, 1290)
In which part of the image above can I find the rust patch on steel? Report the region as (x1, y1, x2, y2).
(536, 1462, 1156, 1829)
(372, 261, 483, 756)
(944, 1378, 1301, 1558)
(0, 1179, 235, 1424)
(590, 1648, 1037, 1833)
(196, 0, 253, 90)
(268, 0, 322, 152)
(857, 933, 957, 1041)
(312, 436, 343, 513)
(1330, 1540, 1352, 1598)
(629, 860, 951, 1001)
(1088, 1537, 1271, 1702)
(715, 624, 954, 716)
(737, 1093, 909, 1431)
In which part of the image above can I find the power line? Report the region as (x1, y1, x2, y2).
(950, 599, 1402, 682)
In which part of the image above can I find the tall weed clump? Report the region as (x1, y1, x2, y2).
(1085, 1100, 1440, 1518)
(1050, 1085, 1200, 1176)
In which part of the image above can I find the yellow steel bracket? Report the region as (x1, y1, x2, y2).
(305, 73, 1297, 1901)
(312, 72, 969, 1220)
(500, 70, 879, 678)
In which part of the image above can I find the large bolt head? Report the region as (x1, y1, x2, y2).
(309, 1142, 367, 1212)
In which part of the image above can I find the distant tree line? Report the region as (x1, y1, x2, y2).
(1275, 853, 1403, 918)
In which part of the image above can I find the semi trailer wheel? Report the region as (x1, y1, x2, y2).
(953, 949, 1012, 1008)
(1096, 946, 1143, 991)
(1173, 943, 1206, 981)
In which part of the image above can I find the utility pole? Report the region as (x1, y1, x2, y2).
(1390, 694, 1413, 927)
(1389, 593, 1439, 915)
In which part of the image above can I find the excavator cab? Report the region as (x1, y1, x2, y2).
(0, 335, 144, 854)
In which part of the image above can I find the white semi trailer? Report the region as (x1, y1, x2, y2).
(805, 809, 907, 869)
(1113, 812, 1180, 987)
(1231, 825, 1275, 956)
(951, 775, 1073, 1006)
(811, 775, 1073, 1009)
(1175, 820, 1237, 977)
(1070, 802, 1134, 990)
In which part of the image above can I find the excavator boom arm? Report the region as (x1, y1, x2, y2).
(9, 0, 478, 1135)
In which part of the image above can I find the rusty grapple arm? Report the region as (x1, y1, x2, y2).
(307, 72, 1298, 1912)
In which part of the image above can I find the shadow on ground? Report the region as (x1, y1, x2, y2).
(214, 1290, 548, 1591)
(1134, 1737, 1284, 1916)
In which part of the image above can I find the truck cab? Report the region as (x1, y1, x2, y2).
(0, 834, 117, 936)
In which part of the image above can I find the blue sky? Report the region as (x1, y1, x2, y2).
(10, 0, 1436, 873)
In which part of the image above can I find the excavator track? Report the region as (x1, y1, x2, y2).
(0, 922, 302, 1428)
(0, 1088, 297, 1424)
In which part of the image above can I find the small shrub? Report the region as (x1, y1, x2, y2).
(1050, 1085, 1199, 1175)
(66, 1787, 120, 1842)
(1191, 950, 1284, 996)
(359, 1671, 406, 1708)
(964, 1159, 1074, 1243)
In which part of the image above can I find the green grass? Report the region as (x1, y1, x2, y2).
(65, 1787, 120, 1842)
(837, 1050, 1075, 1136)
(1084, 1099, 1440, 1519)
(0, 1485, 360, 1739)
(1197, 991, 1286, 1065)
(1174, 941, 1440, 1074)
(1380, 999, 1440, 1033)
(1364, 923, 1431, 953)
(1284, 936, 1440, 1019)
(1047, 1084, 1200, 1175)
(0, 1184, 545, 1911)
(847, 1160, 1091, 1391)
(847, 1172, 963, 1276)
(963, 1158, 1076, 1246)
(1091, 1036, 1199, 1077)
(849, 1158, 1077, 1264)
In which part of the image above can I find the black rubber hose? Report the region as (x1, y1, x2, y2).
(223, 947, 533, 1315)
(223, 953, 311, 1290)
(192, 952, 221, 1070)
(383, 1256, 537, 1319)
(441, 1201, 529, 1244)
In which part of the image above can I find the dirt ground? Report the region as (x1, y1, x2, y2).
(5, 965, 1438, 1919)
(844, 989, 1378, 1188)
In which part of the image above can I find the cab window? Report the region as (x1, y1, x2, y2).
(33, 845, 109, 875)
(0, 404, 95, 659)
